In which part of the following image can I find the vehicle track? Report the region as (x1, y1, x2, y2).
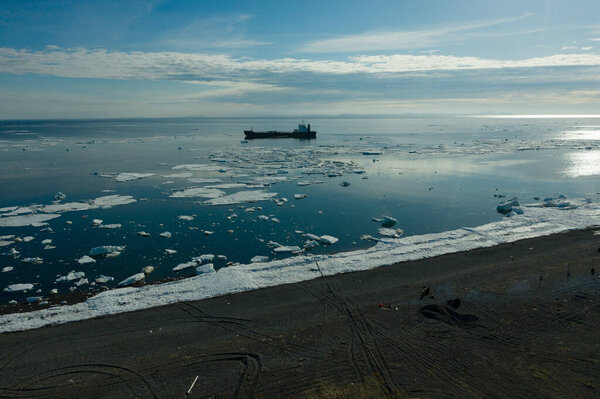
(175, 302, 322, 360)
(312, 262, 409, 398)
(0, 364, 158, 399)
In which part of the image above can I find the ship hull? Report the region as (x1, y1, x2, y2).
(244, 130, 316, 139)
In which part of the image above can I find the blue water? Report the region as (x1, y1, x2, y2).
(1, 116, 600, 303)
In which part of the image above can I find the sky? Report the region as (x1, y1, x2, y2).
(1, 0, 600, 119)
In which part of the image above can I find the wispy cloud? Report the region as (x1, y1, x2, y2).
(155, 14, 271, 50)
(180, 80, 283, 100)
(297, 14, 532, 53)
(2, 46, 600, 83)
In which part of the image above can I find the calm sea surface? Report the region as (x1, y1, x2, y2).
(1, 116, 599, 303)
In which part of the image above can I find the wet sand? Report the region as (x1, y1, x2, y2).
(0, 228, 599, 398)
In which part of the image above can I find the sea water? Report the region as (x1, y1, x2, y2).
(1, 116, 599, 304)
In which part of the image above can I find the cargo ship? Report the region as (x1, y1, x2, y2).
(244, 123, 316, 139)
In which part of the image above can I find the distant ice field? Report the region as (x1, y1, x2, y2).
(1, 116, 599, 308)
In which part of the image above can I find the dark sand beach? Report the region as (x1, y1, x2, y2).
(0, 228, 599, 399)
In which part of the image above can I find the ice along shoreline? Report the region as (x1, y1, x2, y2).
(0, 200, 599, 333)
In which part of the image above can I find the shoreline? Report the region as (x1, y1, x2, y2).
(1, 200, 599, 333)
(0, 227, 598, 397)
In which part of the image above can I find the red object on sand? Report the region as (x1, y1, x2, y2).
(379, 303, 383, 308)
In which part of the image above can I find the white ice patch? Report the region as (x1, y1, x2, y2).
(250, 256, 269, 263)
(3, 202, 600, 333)
(77, 255, 96, 265)
(162, 172, 193, 178)
(4, 283, 33, 292)
(251, 176, 287, 185)
(204, 183, 250, 189)
(115, 173, 155, 182)
(194, 254, 215, 264)
(74, 278, 88, 287)
(170, 187, 225, 199)
(0, 196, 136, 226)
(89, 246, 125, 256)
(56, 272, 85, 283)
(319, 235, 339, 245)
(204, 190, 277, 206)
(159, 231, 172, 238)
(187, 178, 222, 184)
(21, 257, 43, 264)
(0, 214, 61, 227)
(95, 275, 114, 284)
(173, 261, 197, 272)
(99, 224, 121, 229)
(2, 267, 13, 272)
(118, 273, 145, 287)
(378, 228, 404, 238)
(196, 263, 215, 275)
(172, 164, 223, 171)
(273, 246, 301, 253)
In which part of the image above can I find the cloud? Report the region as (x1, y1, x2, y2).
(2, 46, 600, 84)
(180, 81, 283, 100)
(297, 14, 532, 53)
(155, 14, 271, 50)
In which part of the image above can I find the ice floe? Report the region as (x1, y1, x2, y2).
(497, 197, 520, 214)
(170, 187, 225, 199)
(162, 172, 193, 178)
(0, 195, 136, 228)
(159, 231, 172, 238)
(118, 273, 145, 287)
(54, 192, 67, 201)
(56, 272, 85, 283)
(115, 173, 155, 182)
(0, 214, 61, 227)
(380, 216, 398, 228)
(250, 255, 269, 263)
(187, 178, 222, 184)
(26, 296, 42, 303)
(95, 275, 114, 284)
(172, 164, 223, 171)
(74, 278, 88, 287)
(77, 255, 96, 265)
(2, 267, 13, 273)
(194, 254, 215, 263)
(196, 263, 215, 275)
(178, 215, 194, 221)
(21, 257, 43, 264)
(204, 190, 277, 206)
(4, 283, 33, 292)
(378, 228, 404, 238)
(319, 235, 339, 245)
(173, 261, 197, 272)
(99, 223, 121, 229)
(273, 245, 301, 253)
(89, 246, 125, 257)
(3, 201, 600, 333)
